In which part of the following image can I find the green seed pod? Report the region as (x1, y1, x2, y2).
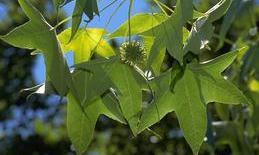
(120, 41, 146, 67)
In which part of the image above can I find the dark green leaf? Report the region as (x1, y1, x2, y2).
(184, 0, 232, 54)
(0, 0, 70, 96)
(142, 0, 193, 63)
(71, 0, 99, 40)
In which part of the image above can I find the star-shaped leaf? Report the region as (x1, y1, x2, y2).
(0, 0, 70, 96)
(139, 49, 249, 154)
(174, 50, 248, 154)
(141, 0, 193, 63)
(67, 92, 126, 154)
(68, 57, 125, 154)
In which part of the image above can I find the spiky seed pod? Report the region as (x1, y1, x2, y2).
(120, 41, 146, 67)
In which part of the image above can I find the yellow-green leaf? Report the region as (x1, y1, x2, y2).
(58, 28, 114, 63)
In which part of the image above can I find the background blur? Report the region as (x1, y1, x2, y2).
(0, 0, 259, 154)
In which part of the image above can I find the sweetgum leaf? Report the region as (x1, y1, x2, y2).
(67, 93, 125, 154)
(143, 27, 190, 70)
(139, 49, 249, 154)
(0, 0, 70, 96)
(107, 62, 143, 135)
(175, 50, 249, 154)
(108, 13, 167, 39)
(58, 28, 114, 63)
(138, 70, 175, 133)
(68, 47, 124, 154)
(71, 57, 118, 106)
(141, 36, 165, 75)
(141, 0, 193, 63)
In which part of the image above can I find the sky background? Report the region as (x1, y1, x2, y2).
(33, 0, 150, 84)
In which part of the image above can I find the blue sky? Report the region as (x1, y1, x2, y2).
(33, 0, 149, 84)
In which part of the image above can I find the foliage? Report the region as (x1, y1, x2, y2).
(1, 0, 259, 154)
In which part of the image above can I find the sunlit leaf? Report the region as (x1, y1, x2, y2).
(108, 13, 167, 39)
(107, 62, 142, 135)
(58, 28, 114, 63)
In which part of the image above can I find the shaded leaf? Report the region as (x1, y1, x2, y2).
(71, 0, 99, 39)
(139, 49, 249, 154)
(216, 0, 241, 50)
(142, 0, 193, 63)
(138, 70, 174, 133)
(184, 0, 232, 54)
(0, 0, 70, 96)
(71, 57, 118, 106)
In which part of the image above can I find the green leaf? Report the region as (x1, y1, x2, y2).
(67, 93, 99, 154)
(53, 0, 74, 9)
(240, 46, 259, 79)
(68, 55, 126, 154)
(71, 57, 118, 105)
(184, 0, 232, 54)
(142, 0, 193, 63)
(141, 36, 165, 75)
(0, 0, 70, 96)
(177, 50, 248, 154)
(139, 49, 249, 154)
(143, 27, 189, 70)
(71, 0, 99, 40)
(184, 16, 214, 54)
(172, 67, 207, 155)
(102, 93, 127, 124)
(138, 70, 174, 133)
(108, 13, 167, 39)
(67, 92, 125, 154)
(21, 81, 57, 96)
(107, 62, 142, 135)
(193, 10, 204, 19)
(58, 28, 114, 63)
(190, 51, 249, 105)
(205, 0, 233, 23)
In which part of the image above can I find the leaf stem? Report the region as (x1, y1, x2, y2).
(88, 0, 126, 57)
(153, 0, 169, 16)
(147, 128, 162, 139)
(155, 0, 174, 13)
(99, 0, 119, 13)
(128, 0, 134, 42)
(213, 34, 235, 45)
(52, 16, 72, 30)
